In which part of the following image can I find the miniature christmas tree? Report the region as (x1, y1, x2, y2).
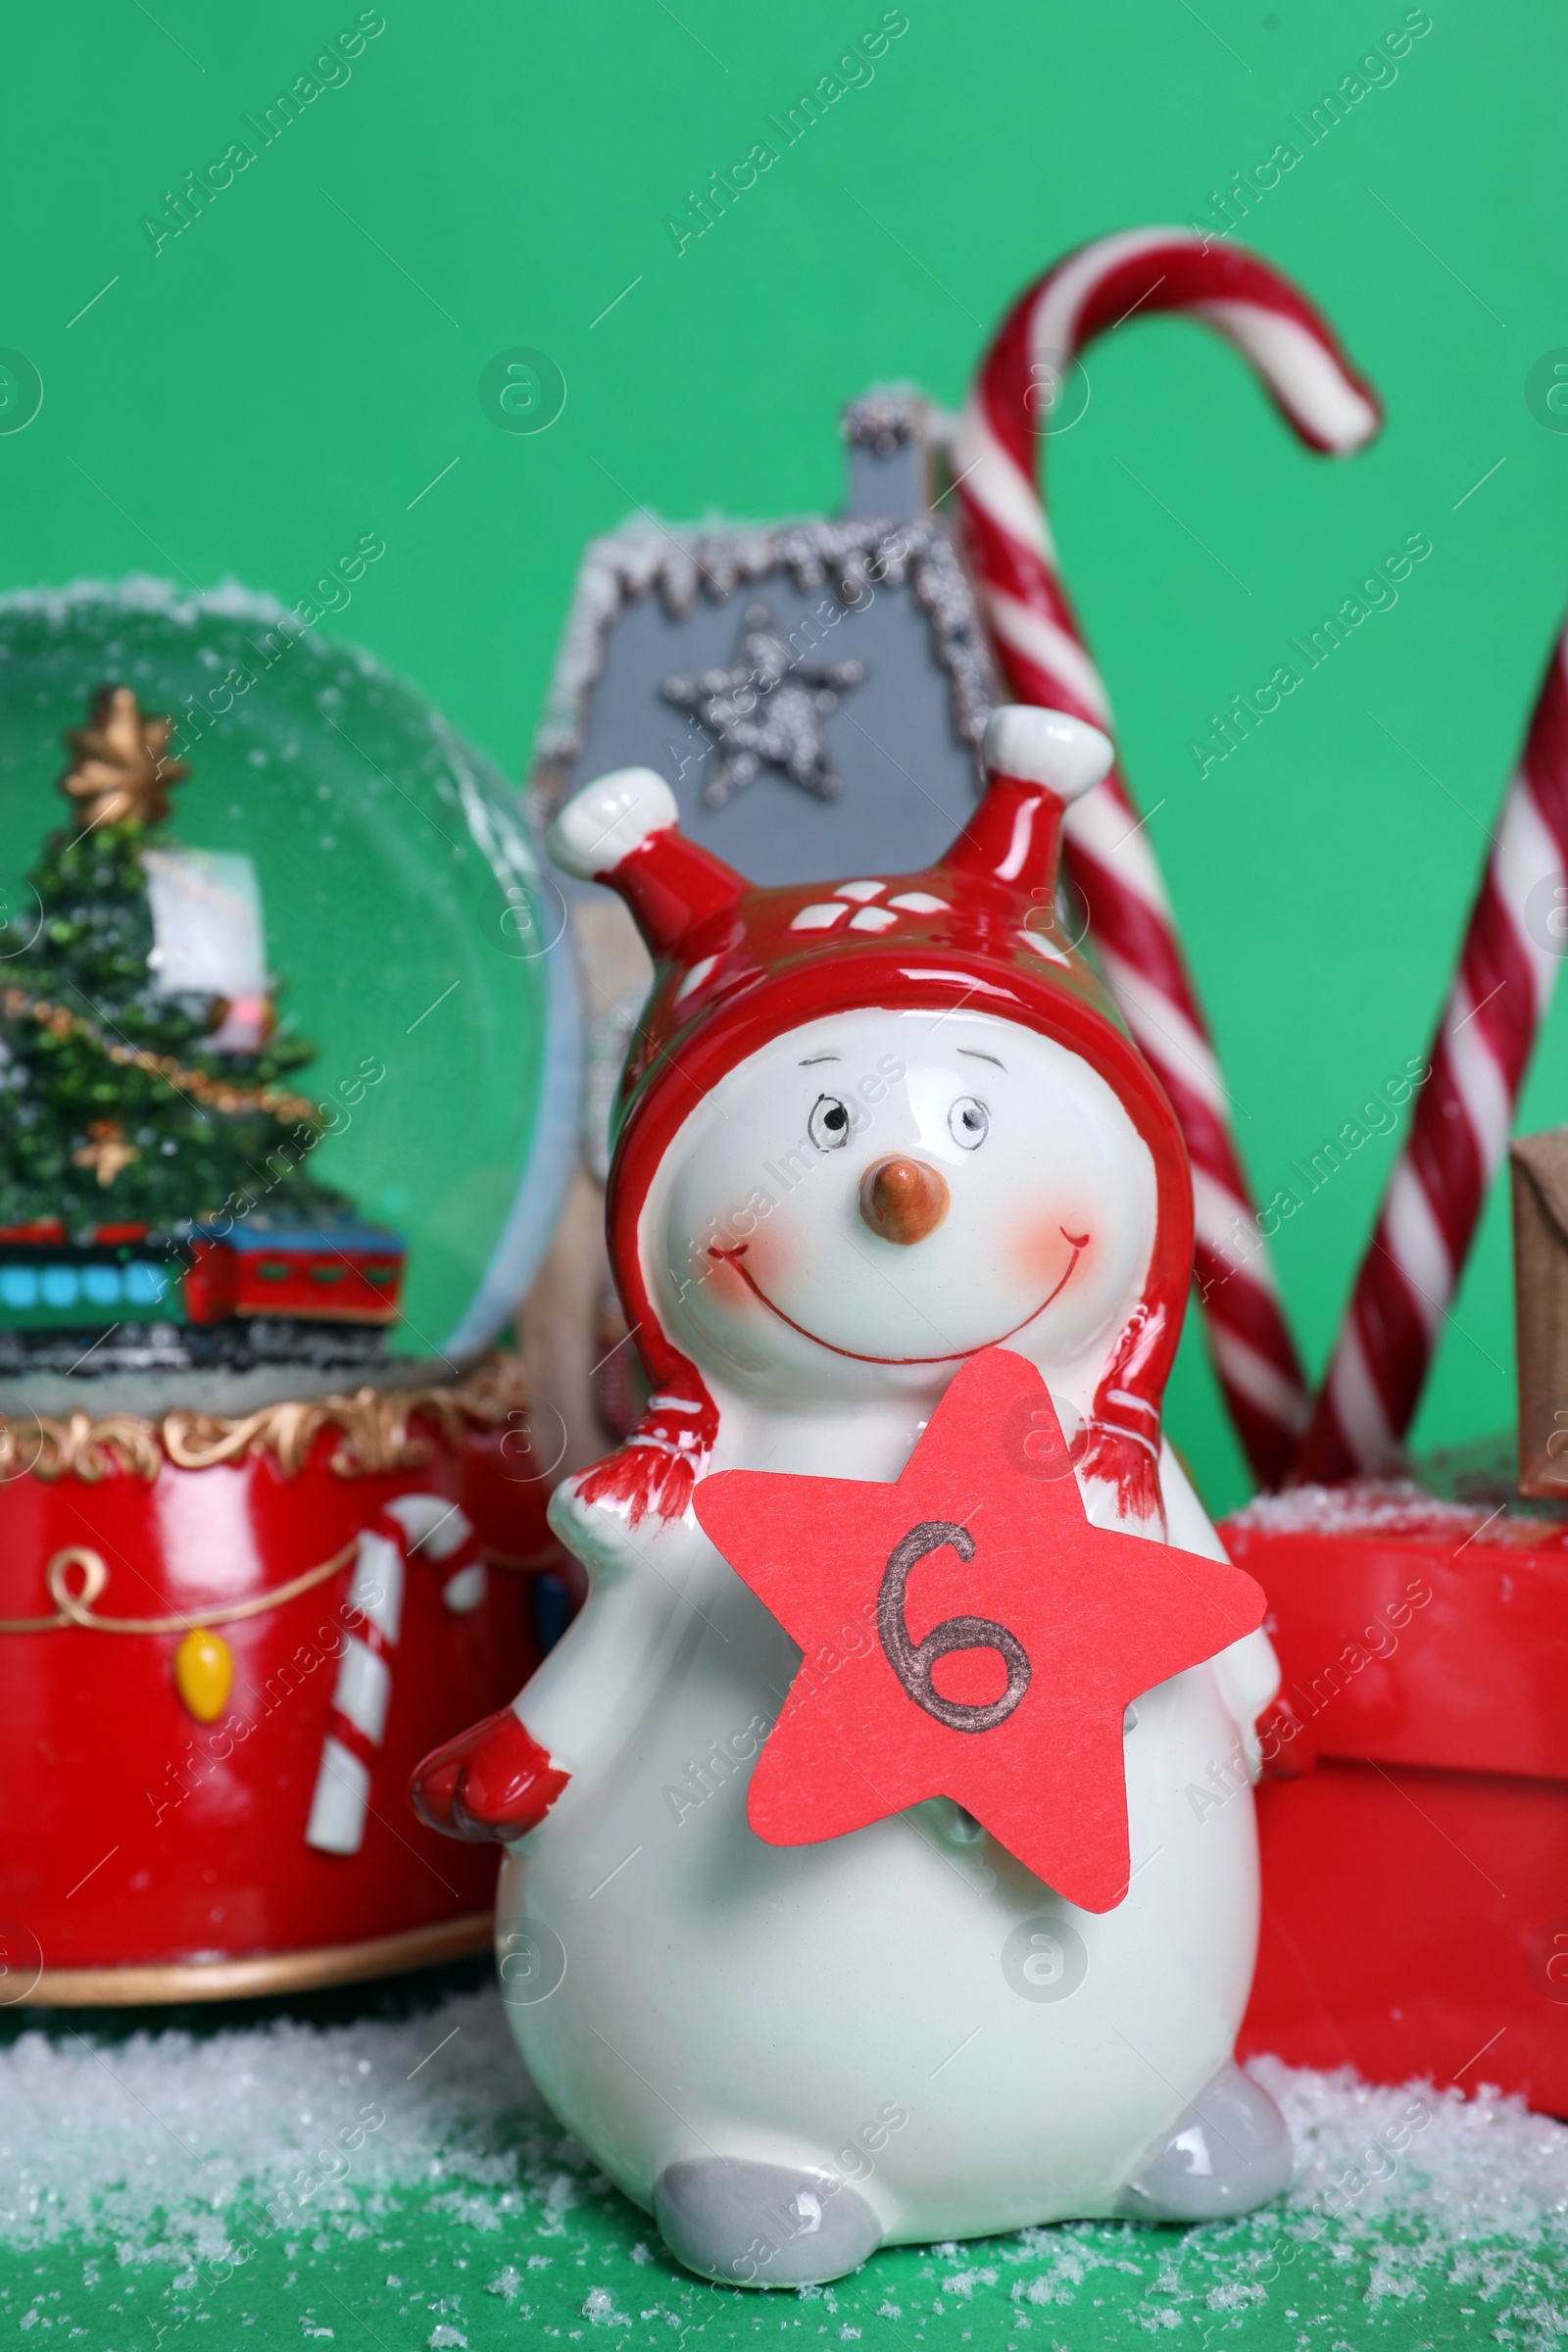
(0, 684, 349, 1238)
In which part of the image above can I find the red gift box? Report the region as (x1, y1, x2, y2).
(1224, 1468, 1568, 2115)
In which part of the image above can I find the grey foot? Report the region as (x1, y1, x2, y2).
(1118, 2060, 1293, 2224)
(653, 2157, 881, 2287)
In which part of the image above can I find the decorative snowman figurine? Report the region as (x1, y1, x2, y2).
(413, 706, 1290, 2285)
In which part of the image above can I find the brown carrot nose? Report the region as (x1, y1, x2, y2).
(858, 1156, 951, 1246)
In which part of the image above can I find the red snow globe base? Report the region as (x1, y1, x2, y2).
(0, 1361, 560, 2003)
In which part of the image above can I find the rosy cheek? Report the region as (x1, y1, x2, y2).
(699, 1228, 793, 1309)
(739, 1229, 791, 1292)
(703, 1253, 754, 1307)
(1015, 1215, 1094, 1293)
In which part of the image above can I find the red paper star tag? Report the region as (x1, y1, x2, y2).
(694, 1348, 1265, 1912)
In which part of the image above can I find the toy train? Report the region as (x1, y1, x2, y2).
(0, 1218, 406, 1364)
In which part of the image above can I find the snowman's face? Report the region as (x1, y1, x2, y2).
(641, 1005, 1159, 1404)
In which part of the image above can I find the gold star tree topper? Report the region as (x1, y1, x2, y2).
(59, 684, 188, 830)
(72, 1120, 141, 1188)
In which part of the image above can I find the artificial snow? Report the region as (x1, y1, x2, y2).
(0, 1984, 1563, 2308)
(0, 1986, 550, 2266)
(0, 574, 382, 683)
(1229, 1477, 1551, 1544)
(1259, 2054, 1568, 2240)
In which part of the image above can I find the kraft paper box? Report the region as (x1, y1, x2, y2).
(1510, 1128, 1568, 1496)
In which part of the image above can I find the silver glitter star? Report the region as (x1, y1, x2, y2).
(662, 601, 868, 809)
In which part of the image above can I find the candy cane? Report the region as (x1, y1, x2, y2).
(1293, 628, 1568, 1483)
(306, 1494, 485, 1856)
(953, 227, 1381, 1489)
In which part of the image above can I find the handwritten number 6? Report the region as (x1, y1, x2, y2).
(877, 1520, 1031, 1734)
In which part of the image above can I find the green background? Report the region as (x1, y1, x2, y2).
(3, 0, 1566, 1511)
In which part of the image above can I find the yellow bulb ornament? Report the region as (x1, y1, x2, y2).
(173, 1627, 233, 1724)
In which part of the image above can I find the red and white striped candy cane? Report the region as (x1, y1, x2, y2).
(953, 227, 1381, 1489)
(306, 1494, 485, 1856)
(1294, 630, 1568, 1483)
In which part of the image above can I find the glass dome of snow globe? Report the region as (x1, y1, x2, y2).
(0, 579, 578, 1392)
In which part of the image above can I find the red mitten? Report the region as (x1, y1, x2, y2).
(409, 1708, 569, 1842)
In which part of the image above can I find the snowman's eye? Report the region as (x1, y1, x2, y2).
(949, 1096, 989, 1151)
(808, 1094, 852, 1152)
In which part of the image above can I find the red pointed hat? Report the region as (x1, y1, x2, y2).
(549, 707, 1194, 1525)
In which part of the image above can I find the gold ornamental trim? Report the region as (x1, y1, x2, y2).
(0, 987, 323, 1126)
(0, 1540, 358, 1636)
(18, 1913, 495, 2006)
(0, 1351, 527, 1485)
(0, 1409, 166, 1483)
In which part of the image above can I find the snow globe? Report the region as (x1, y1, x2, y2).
(0, 581, 578, 2000)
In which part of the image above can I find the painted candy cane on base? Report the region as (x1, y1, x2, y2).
(1294, 631, 1568, 1483)
(306, 1493, 486, 1856)
(953, 228, 1380, 1488)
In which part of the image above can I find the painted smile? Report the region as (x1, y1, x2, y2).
(706, 1228, 1090, 1365)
